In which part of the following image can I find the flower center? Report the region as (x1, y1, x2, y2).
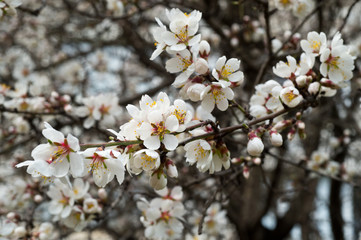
(160, 211, 171, 222)
(151, 121, 168, 139)
(176, 26, 189, 43)
(86, 152, 107, 171)
(173, 109, 186, 124)
(140, 154, 157, 169)
(221, 65, 233, 78)
(47, 140, 72, 164)
(99, 104, 111, 114)
(311, 40, 321, 52)
(284, 91, 297, 102)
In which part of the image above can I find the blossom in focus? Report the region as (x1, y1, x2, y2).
(212, 56, 244, 85)
(300, 31, 327, 55)
(16, 122, 84, 178)
(166, 49, 196, 87)
(273, 55, 297, 79)
(201, 81, 234, 112)
(320, 33, 355, 86)
(279, 86, 303, 107)
(82, 148, 125, 187)
(162, 8, 202, 51)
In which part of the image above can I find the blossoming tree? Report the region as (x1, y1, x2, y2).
(1, 0, 361, 239)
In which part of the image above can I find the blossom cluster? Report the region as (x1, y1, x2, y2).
(45, 178, 104, 231)
(150, 8, 244, 112)
(137, 187, 186, 240)
(247, 31, 355, 157)
(272, 0, 315, 18)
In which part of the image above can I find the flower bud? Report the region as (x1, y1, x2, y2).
(199, 40, 210, 57)
(14, 226, 27, 238)
(34, 194, 43, 203)
(165, 159, 178, 178)
(150, 171, 167, 190)
(320, 86, 337, 97)
(64, 104, 72, 112)
(243, 166, 250, 179)
(98, 188, 107, 200)
(195, 58, 209, 75)
(295, 75, 308, 87)
(320, 78, 338, 89)
(187, 83, 206, 102)
(247, 137, 264, 157)
(7, 212, 16, 220)
(253, 157, 261, 165)
(308, 82, 320, 95)
(230, 37, 239, 47)
(270, 132, 283, 147)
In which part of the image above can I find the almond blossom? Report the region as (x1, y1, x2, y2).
(273, 55, 297, 79)
(300, 31, 327, 55)
(165, 49, 195, 87)
(212, 56, 244, 84)
(47, 179, 74, 219)
(137, 187, 186, 240)
(201, 81, 234, 112)
(320, 33, 355, 86)
(162, 8, 202, 51)
(132, 149, 161, 172)
(82, 148, 125, 187)
(138, 112, 179, 151)
(279, 86, 303, 107)
(16, 122, 84, 178)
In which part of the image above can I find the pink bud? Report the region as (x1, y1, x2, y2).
(243, 166, 250, 179)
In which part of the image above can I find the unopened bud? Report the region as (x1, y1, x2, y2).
(14, 226, 27, 238)
(295, 75, 308, 87)
(320, 78, 338, 89)
(165, 159, 178, 178)
(7, 212, 16, 220)
(270, 132, 283, 147)
(62, 94, 71, 102)
(51, 91, 59, 99)
(308, 82, 320, 95)
(297, 121, 305, 130)
(64, 104, 72, 112)
(243, 166, 250, 179)
(98, 188, 107, 200)
(247, 137, 264, 157)
(287, 128, 296, 141)
(149, 171, 167, 190)
(199, 40, 210, 57)
(195, 58, 209, 75)
(253, 157, 261, 165)
(230, 37, 239, 47)
(187, 83, 206, 102)
(34, 194, 43, 203)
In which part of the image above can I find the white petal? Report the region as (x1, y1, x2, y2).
(228, 71, 244, 83)
(42, 128, 64, 143)
(67, 134, 80, 151)
(163, 134, 179, 151)
(69, 153, 84, 178)
(165, 115, 179, 132)
(215, 56, 227, 71)
(201, 94, 215, 112)
(144, 136, 161, 150)
(52, 159, 70, 177)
